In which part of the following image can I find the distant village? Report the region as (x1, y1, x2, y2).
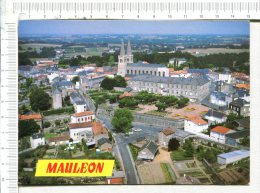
(18, 39, 250, 185)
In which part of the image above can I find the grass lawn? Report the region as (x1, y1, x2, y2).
(160, 163, 176, 183)
(128, 143, 140, 161)
(171, 149, 193, 161)
(145, 110, 167, 117)
(44, 133, 58, 140)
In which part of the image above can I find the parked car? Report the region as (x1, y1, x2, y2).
(132, 128, 142, 132)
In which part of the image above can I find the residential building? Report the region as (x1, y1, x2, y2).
(70, 91, 88, 113)
(30, 133, 45, 149)
(137, 141, 158, 160)
(48, 135, 70, 146)
(218, 73, 232, 83)
(204, 109, 227, 125)
(128, 75, 210, 100)
(217, 150, 250, 165)
(234, 117, 250, 130)
(69, 122, 94, 145)
(92, 122, 109, 141)
(47, 72, 59, 83)
(106, 171, 125, 184)
(210, 126, 234, 143)
(209, 91, 231, 107)
(70, 111, 95, 123)
(158, 128, 175, 147)
(225, 130, 250, 147)
(184, 116, 208, 134)
(19, 113, 43, 128)
(97, 138, 112, 152)
(229, 98, 250, 116)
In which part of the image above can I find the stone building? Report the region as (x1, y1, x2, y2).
(117, 40, 169, 77)
(117, 40, 133, 77)
(52, 87, 62, 109)
(128, 75, 210, 101)
(126, 62, 169, 77)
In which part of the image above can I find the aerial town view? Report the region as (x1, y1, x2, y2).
(18, 20, 250, 185)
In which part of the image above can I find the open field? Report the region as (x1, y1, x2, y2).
(21, 43, 62, 50)
(138, 163, 170, 184)
(183, 48, 249, 56)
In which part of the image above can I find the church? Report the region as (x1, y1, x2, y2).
(117, 40, 169, 77)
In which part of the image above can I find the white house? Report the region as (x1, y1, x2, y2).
(30, 133, 45, 149)
(210, 126, 234, 144)
(184, 116, 208, 134)
(70, 111, 95, 123)
(69, 122, 95, 145)
(209, 91, 231, 107)
(217, 150, 250, 165)
(70, 92, 88, 113)
(47, 72, 59, 83)
(204, 109, 227, 125)
(218, 73, 231, 84)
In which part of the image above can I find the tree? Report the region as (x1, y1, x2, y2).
(204, 149, 217, 163)
(119, 97, 139, 108)
(19, 120, 40, 139)
(168, 138, 180, 151)
(71, 76, 80, 84)
(114, 75, 127, 87)
(100, 76, 127, 90)
(109, 95, 117, 104)
(155, 102, 167, 112)
(55, 120, 61, 127)
(183, 140, 194, 157)
(240, 137, 250, 146)
(43, 121, 51, 128)
(29, 87, 51, 112)
(177, 98, 189, 108)
(112, 108, 133, 133)
(100, 77, 116, 90)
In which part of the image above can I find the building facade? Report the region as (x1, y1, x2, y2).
(117, 40, 133, 77)
(128, 75, 210, 100)
(70, 111, 95, 123)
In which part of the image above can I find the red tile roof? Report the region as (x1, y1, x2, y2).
(235, 84, 250, 90)
(71, 111, 95, 117)
(92, 122, 108, 136)
(19, 114, 42, 120)
(187, 116, 207, 126)
(211, 126, 231, 134)
(48, 135, 70, 143)
(69, 122, 93, 129)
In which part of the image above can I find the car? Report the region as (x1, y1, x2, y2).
(132, 128, 142, 132)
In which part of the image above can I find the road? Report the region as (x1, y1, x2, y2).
(97, 113, 164, 184)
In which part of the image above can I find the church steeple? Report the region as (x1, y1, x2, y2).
(127, 40, 132, 55)
(120, 39, 125, 56)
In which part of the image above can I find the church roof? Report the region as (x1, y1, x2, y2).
(127, 40, 132, 55)
(120, 40, 125, 56)
(128, 62, 166, 68)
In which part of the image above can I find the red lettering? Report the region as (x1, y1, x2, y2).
(46, 162, 57, 173)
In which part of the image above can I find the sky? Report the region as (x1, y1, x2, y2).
(19, 20, 249, 36)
